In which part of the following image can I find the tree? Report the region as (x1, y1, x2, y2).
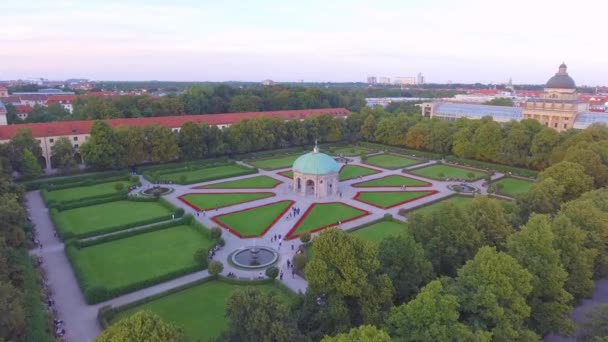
(530, 128, 561, 169)
(378, 231, 434, 304)
(220, 288, 302, 342)
(483, 97, 514, 106)
(305, 229, 393, 329)
(464, 195, 513, 248)
(208, 261, 223, 276)
(94, 311, 183, 342)
(410, 203, 482, 276)
(321, 325, 391, 342)
(424, 120, 453, 154)
(177, 122, 206, 160)
(81, 121, 124, 169)
(0, 194, 27, 248)
(472, 120, 502, 162)
(405, 121, 431, 150)
(51, 137, 77, 173)
(387, 280, 489, 342)
(300, 232, 311, 244)
(454, 246, 537, 341)
(20, 149, 42, 179)
(115, 125, 146, 167)
(538, 161, 594, 201)
(229, 95, 262, 112)
(144, 125, 179, 163)
(551, 214, 597, 302)
(360, 114, 377, 141)
(516, 178, 565, 222)
(0, 281, 25, 341)
(9, 128, 43, 172)
(564, 146, 608, 188)
(507, 215, 574, 336)
(193, 248, 208, 266)
(265, 266, 279, 279)
(580, 304, 608, 342)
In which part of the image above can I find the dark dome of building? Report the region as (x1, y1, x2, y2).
(546, 63, 576, 89)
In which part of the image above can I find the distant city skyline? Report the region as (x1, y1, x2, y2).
(2, 0, 607, 85)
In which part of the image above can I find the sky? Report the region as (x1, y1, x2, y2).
(1, 0, 607, 85)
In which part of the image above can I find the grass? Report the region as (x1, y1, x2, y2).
(410, 164, 487, 181)
(158, 164, 254, 184)
(339, 165, 380, 181)
(493, 178, 534, 197)
(353, 175, 430, 187)
(179, 192, 274, 211)
(330, 146, 371, 156)
(112, 280, 293, 342)
(354, 191, 436, 209)
(278, 170, 293, 179)
(71, 225, 214, 292)
(44, 180, 134, 203)
(288, 203, 368, 238)
(405, 195, 473, 217)
(364, 154, 420, 169)
(213, 200, 292, 237)
(351, 220, 408, 243)
(55, 200, 174, 237)
(199, 176, 281, 189)
(249, 154, 301, 170)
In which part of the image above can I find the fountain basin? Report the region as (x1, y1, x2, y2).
(230, 246, 279, 269)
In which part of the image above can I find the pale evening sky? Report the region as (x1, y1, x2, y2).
(1, 0, 607, 85)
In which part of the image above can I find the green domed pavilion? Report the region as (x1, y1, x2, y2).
(292, 145, 340, 197)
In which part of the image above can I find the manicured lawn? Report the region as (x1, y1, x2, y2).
(112, 281, 293, 342)
(158, 164, 255, 184)
(351, 220, 407, 243)
(493, 178, 533, 197)
(179, 192, 274, 211)
(339, 165, 380, 181)
(198, 176, 281, 189)
(405, 195, 473, 217)
(213, 200, 293, 237)
(288, 203, 369, 238)
(354, 191, 437, 209)
(249, 154, 301, 170)
(54, 200, 174, 237)
(352, 175, 430, 187)
(410, 164, 487, 180)
(44, 180, 134, 203)
(330, 146, 371, 156)
(71, 225, 213, 293)
(364, 154, 420, 169)
(278, 170, 293, 179)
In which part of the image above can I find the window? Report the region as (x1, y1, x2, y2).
(564, 124, 567, 129)
(49, 138, 54, 143)
(74, 144, 79, 148)
(554, 122, 558, 128)
(73, 136, 78, 141)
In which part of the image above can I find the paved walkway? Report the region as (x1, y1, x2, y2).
(25, 155, 514, 341)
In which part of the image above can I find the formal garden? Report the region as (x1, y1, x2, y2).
(350, 218, 408, 243)
(286, 202, 370, 239)
(178, 192, 275, 211)
(196, 175, 281, 189)
(352, 174, 431, 187)
(363, 153, 421, 169)
(354, 190, 438, 209)
(491, 177, 534, 197)
(212, 200, 294, 237)
(409, 163, 488, 181)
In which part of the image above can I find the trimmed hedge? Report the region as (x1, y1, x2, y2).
(51, 197, 182, 240)
(347, 213, 402, 234)
(235, 146, 309, 161)
(15, 250, 54, 342)
(444, 156, 538, 178)
(360, 142, 442, 160)
(43, 189, 130, 209)
(20, 170, 128, 191)
(136, 157, 230, 174)
(143, 162, 256, 185)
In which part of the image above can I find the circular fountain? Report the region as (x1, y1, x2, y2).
(448, 183, 479, 194)
(231, 245, 279, 269)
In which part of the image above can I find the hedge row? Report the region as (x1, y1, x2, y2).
(137, 157, 230, 174)
(65, 242, 208, 304)
(235, 146, 309, 161)
(97, 276, 277, 328)
(51, 197, 183, 240)
(44, 175, 136, 192)
(76, 215, 195, 248)
(143, 163, 257, 185)
(42, 189, 130, 209)
(360, 142, 443, 160)
(20, 170, 128, 191)
(444, 156, 538, 178)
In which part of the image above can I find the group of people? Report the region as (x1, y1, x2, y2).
(208, 244, 222, 260)
(32, 242, 66, 338)
(285, 206, 302, 220)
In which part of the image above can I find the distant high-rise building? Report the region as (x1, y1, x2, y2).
(394, 77, 417, 85)
(261, 79, 274, 86)
(367, 76, 377, 84)
(378, 77, 391, 85)
(417, 73, 425, 85)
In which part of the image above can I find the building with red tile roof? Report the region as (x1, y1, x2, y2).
(0, 108, 350, 169)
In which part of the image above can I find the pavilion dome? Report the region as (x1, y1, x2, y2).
(293, 148, 340, 175)
(545, 63, 576, 89)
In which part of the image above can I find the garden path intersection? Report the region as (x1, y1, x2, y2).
(26, 155, 513, 342)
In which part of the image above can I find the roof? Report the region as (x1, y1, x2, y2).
(433, 102, 522, 122)
(18, 94, 48, 102)
(47, 95, 76, 103)
(546, 63, 576, 89)
(573, 112, 608, 129)
(292, 149, 340, 175)
(0, 108, 350, 140)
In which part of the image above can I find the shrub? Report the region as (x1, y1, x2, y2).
(293, 253, 308, 271)
(193, 248, 208, 267)
(208, 261, 224, 276)
(300, 232, 311, 244)
(86, 286, 109, 304)
(265, 266, 279, 279)
(360, 153, 368, 162)
(467, 172, 475, 179)
(437, 172, 445, 179)
(175, 208, 185, 217)
(210, 227, 223, 239)
(114, 182, 125, 191)
(179, 175, 188, 184)
(216, 237, 226, 247)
